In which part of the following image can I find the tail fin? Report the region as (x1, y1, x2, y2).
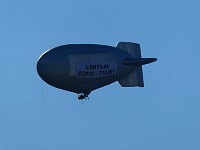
(118, 67, 144, 87)
(117, 42, 142, 58)
(117, 42, 144, 87)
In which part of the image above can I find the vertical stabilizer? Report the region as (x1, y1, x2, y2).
(118, 67, 144, 87)
(117, 42, 144, 87)
(116, 42, 142, 58)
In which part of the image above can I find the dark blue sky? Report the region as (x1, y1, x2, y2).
(0, 0, 200, 149)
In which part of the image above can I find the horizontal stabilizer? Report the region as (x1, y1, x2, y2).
(124, 58, 157, 67)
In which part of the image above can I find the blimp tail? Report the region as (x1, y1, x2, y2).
(117, 42, 144, 87)
(117, 42, 156, 87)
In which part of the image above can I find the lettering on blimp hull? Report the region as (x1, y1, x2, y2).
(75, 62, 117, 78)
(86, 64, 110, 70)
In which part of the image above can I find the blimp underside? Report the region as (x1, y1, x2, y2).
(37, 42, 157, 100)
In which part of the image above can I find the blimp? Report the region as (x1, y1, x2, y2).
(37, 42, 157, 100)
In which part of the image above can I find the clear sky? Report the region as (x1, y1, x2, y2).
(0, 0, 200, 149)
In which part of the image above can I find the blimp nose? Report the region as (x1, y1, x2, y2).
(36, 50, 70, 87)
(36, 56, 44, 72)
(36, 52, 51, 80)
(37, 59, 42, 76)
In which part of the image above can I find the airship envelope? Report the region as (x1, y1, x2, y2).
(37, 42, 157, 100)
